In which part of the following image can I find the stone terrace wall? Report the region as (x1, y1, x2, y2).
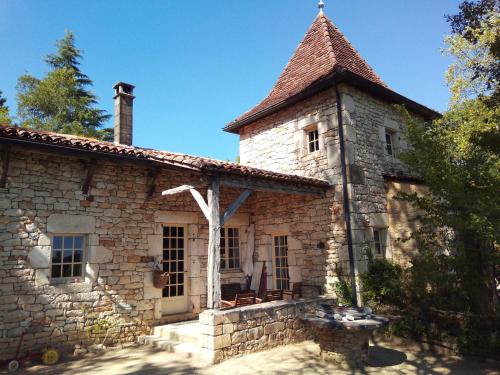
(198, 298, 334, 364)
(0, 148, 251, 359)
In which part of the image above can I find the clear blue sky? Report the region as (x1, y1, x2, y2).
(0, 0, 462, 161)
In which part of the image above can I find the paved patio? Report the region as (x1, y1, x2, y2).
(5, 338, 499, 375)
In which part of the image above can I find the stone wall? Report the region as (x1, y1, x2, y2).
(0, 148, 252, 359)
(385, 180, 427, 267)
(198, 298, 334, 364)
(238, 84, 426, 282)
(0, 146, 338, 359)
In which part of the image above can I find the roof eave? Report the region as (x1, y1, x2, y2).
(223, 69, 441, 133)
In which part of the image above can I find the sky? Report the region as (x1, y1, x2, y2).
(0, 0, 463, 161)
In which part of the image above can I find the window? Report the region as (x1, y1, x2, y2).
(162, 226, 185, 298)
(307, 128, 319, 153)
(273, 235, 290, 290)
(220, 227, 240, 270)
(373, 229, 389, 258)
(51, 235, 85, 280)
(385, 129, 395, 156)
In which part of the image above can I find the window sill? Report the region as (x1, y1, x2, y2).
(49, 280, 92, 293)
(50, 277, 86, 286)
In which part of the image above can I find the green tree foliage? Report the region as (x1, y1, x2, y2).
(395, 2, 499, 314)
(0, 90, 13, 125)
(446, 0, 499, 102)
(16, 31, 111, 140)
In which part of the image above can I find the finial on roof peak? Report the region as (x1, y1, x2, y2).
(318, 0, 325, 14)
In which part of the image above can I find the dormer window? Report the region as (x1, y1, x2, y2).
(385, 129, 395, 156)
(307, 128, 319, 153)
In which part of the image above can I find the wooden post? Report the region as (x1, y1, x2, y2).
(207, 178, 221, 309)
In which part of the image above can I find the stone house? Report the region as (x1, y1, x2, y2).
(0, 9, 437, 362)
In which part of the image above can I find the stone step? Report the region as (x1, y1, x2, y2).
(141, 336, 203, 361)
(159, 312, 198, 325)
(153, 321, 201, 346)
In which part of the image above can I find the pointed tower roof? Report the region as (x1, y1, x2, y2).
(225, 13, 388, 131)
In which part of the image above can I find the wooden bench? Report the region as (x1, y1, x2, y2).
(264, 289, 283, 302)
(221, 283, 243, 301)
(221, 292, 262, 309)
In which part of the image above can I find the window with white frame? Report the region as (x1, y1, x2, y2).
(220, 227, 240, 270)
(373, 229, 389, 258)
(273, 235, 290, 290)
(307, 128, 319, 153)
(51, 235, 85, 280)
(385, 129, 395, 156)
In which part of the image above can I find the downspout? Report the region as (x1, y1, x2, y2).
(334, 84, 358, 307)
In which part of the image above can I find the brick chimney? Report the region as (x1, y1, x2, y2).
(113, 82, 135, 145)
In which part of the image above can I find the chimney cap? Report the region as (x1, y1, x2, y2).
(113, 82, 135, 98)
(113, 82, 135, 90)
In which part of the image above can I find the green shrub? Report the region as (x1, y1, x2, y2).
(360, 256, 404, 308)
(332, 279, 352, 306)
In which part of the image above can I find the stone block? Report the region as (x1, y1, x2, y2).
(3, 310, 29, 323)
(264, 322, 285, 335)
(35, 269, 50, 286)
(47, 214, 95, 233)
(28, 246, 51, 268)
(207, 333, 231, 350)
(147, 235, 162, 256)
(88, 245, 113, 264)
(231, 330, 246, 344)
(222, 323, 235, 334)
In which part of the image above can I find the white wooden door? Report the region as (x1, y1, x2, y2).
(161, 225, 189, 315)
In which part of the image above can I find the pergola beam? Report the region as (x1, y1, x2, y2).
(217, 176, 326, 197)
(220, 189, 252, 226)
(161, 184, 209, 220)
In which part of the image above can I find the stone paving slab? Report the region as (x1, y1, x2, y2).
(3, 339, 499, 375)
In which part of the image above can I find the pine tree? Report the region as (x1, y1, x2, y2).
(17, 31, 111, 140)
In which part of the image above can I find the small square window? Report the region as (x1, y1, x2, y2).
(51, 235, 85, 280)
(385, 129, 395, 156)
(307, 128, 319, 153)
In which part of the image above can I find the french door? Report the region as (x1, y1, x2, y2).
(161, 225, 189, 314)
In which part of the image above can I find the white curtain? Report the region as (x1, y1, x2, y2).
(242, 224, 255, 277)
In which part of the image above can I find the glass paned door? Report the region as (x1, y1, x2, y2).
(161, 225, 189, 314)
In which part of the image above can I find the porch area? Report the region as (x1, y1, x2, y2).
(141, 297, 335, 364)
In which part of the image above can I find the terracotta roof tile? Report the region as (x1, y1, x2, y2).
(227, 14, 386, 128)
(0, 125, 329, 188)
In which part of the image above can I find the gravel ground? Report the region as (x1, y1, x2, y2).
(3, 338, 499, 375)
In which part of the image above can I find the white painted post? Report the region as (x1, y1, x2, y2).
(207, 178, 221, 309)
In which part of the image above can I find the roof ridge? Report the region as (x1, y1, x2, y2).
(318, 14, 337, 66)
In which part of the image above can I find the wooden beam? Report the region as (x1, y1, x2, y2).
(220, 189, 252, 226)
(217, 177, 327, 197)
(146, 168, 161, 199)
(161, 184, 195, 196)
(82, 160, 97, 195)
(189, 188, 209, 221)
(0, 146, 11, 188)
(161, 184, 210, 221)
(207, 178, 221, 310)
